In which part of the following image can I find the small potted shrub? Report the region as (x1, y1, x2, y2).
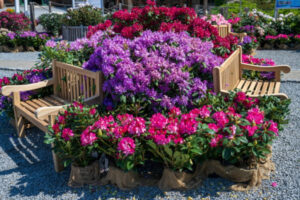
(0, 11, 31, 31)
(62, 5, 105, 41)
(293, 34, 300, 49)
(45, 101, 102, 187)
(38, 13, 64, 36)
(240, 35, 259, 55)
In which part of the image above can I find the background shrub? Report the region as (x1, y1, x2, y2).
(0, 11, 31, 31)
(38, 13, 64, 36)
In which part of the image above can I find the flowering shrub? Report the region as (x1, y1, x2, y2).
(0, 67, 52, 118)
(264, 34, 290, 47)
(46, 91, 290, 171)
(40, 30, 111, 67)
(86, 1, 238, 58)
(0, 11, 31, 31)
(239, 35, 259, 55)
(0, 31, 49, 51)
(45, 101, 100, 167)
(83, 31, 223, 111)
(201, 14, 229, 25)
(242, 55, 275, 80)
(38, 13, 64, 36)
(63, 4, 105, 26)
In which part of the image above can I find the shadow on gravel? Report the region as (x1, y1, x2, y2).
(0, 113, 233, 199)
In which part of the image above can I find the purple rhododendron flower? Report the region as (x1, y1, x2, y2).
(83, 31, 223, 109)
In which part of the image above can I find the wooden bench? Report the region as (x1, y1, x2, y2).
(213, 46, 291, 99)
(213, 24, 247, 42)
(1, 61, 103, 172)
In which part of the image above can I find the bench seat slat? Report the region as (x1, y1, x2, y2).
(247, 81, 257, 95)
(260, 82, 269, 95)
(268, 81, 275, 94)
(253, 81, 263, 95)
(237, 79, 245, 89)
(241, 80, 251, 92)
(274, 82, 280, 93)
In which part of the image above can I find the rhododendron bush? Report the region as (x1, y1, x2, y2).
(83, 31, 223, 111)
(86, 1, 238, 58)
(46, 91, 290, 171)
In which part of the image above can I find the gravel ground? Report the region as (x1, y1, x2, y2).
(255, 50, 300, 70)
(0, 52, 40, 70)
(0, 82, 299, 200)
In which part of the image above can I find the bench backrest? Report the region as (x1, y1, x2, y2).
(52, 61, 103, 103)
(213, 47, 242, 93)
(213, 24, 232, 38)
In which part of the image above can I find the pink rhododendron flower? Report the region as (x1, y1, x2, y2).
(245, 125, 258, 137)
(128, 117, 146, 136)
(166, 118, 179, 133)
(208, 123, 219, 132)
(168, 107, 181, 117)
(117, 114, 134, 126)
(209, 138, 218, 147)
(150, 113, 168, 129)
(178, 114, 198, 135)
(267, 120, 279, 136)
(61, 128, 74, 141)
(89, 108, 96, 115)
(246, 107, 264, 125)
(118, 137, 135, 156)
(235, 91, 247, 103)
(212, 111, 229, 128)
(58, 116, 65, 124)
(52, 123, 60, 134)
(80, 126, 98, 146)
(198, 105, 211, 118)
(153, 134, 171, 145)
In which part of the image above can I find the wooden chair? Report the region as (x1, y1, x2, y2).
(213, 46, 291, 99)
(213, 24, 247, 42)
(1, 61, 103, 172)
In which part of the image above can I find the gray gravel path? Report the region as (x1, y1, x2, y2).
(0, 82, 299, 200)
(0, 52, 40, 71)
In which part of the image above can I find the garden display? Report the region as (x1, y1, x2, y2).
(0, 31, 50, 52)
(0, 10, 31, 32)
(229, 10, 300, 50)
(0, 0, 292, 193)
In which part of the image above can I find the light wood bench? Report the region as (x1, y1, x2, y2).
(213, 46, 291, 99)
(213, 24, 247, 42)
(1, 61, 103, 172)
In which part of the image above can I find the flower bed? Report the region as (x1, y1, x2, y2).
(0, 31, 49, 52)
(0, 10, 31, 32)
(229, 10, 300, 50)
(45, 91, 290, 190)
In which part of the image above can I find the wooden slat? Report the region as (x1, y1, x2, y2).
(268, 81, 275, 94)
(260, 82, 269, 95)
(247, 81, 257, 95)
(274, 82, 281, 93)
(44, 96, 64, 106)
(237, 79, 245, 89)
(25, 100, 41, 109)
(253, 81, 263, 95)
(50, 95, 69, 105)
(241, 80, 251, 92)
(32, 99, 52, 107)
(20, 102, 37, 113)
(35, 98, 53, 107)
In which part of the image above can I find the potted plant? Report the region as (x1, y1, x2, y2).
(45, 101, 102, 187)
(62, 5, 105, 41)
(239, 35, 259, 55)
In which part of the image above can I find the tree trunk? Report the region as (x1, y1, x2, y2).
(203, 0, 208, 15)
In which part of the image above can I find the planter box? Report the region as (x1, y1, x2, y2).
(62, 25, 88, 41)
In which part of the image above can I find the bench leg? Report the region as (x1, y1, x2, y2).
(14, 111, 26, 138)
(51, 143, 65, 172)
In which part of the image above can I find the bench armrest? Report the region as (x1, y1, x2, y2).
(231, 32, 247, 37)
(240, 63, 291, 73)
(35, 105, 66, 119)
(220, 89, 288, 99)
(1, 79, 54, 96)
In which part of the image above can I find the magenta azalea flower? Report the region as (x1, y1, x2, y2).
(80, 127, 98, 146)
(61, 128, 74, 141)
(117, 137, 136, 156)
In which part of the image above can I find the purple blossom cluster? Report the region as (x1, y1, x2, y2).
(83, 31, 223, 109)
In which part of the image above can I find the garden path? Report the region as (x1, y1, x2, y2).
(255, 50, 300, 81)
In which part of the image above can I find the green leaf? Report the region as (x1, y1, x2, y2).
(163, 146, 173, 158)
(222, 148, 231, 160)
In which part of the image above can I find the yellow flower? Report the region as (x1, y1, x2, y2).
(6, 8, 15, 13)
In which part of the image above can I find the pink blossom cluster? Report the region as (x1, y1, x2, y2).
(265, 34, 290, 40)
(228, 17, 241, 25)
(201, 14, 230, 25)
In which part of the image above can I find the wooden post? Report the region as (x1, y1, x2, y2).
(29, 2, 36, 32)
(49, 1, 52, 13)
(119, 3, 122, 10)
(127, 0, 132, 12)
(0, 0, 4, 9)
(203, 0, 208, 15)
